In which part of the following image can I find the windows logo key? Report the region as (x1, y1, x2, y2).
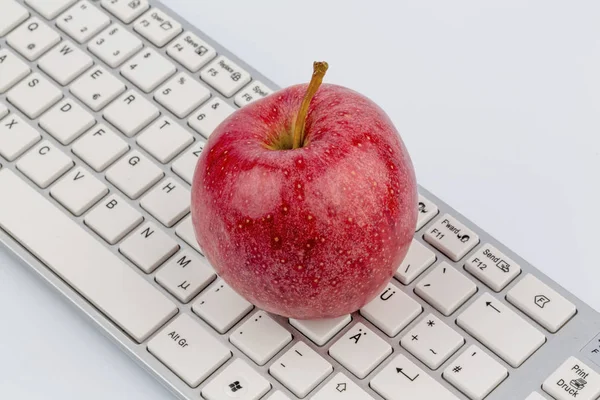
(228, 380, 243, 393)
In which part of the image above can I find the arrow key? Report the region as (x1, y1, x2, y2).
(312, 372, 375, 399)
(371, 354, 460, 400)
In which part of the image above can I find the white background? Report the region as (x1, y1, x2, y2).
(1, 0, 600, 398)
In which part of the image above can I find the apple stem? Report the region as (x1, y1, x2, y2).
(292, 61, 329, 149)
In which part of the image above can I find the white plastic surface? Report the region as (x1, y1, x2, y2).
(2, 1, 600, 399)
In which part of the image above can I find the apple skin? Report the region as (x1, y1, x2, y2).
(191, 83, 417, 319)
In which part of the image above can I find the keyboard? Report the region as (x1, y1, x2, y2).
(0, 1, 599, 399)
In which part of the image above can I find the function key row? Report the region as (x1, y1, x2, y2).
(133, 7, 182, 47)
(101, 0, 149, 24)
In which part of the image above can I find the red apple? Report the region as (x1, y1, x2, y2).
(191, 62, 417, 319)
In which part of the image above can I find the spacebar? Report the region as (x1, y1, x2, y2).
(0, 170, 178, 343)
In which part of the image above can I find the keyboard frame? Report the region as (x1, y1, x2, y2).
(1, 0, 600, 399)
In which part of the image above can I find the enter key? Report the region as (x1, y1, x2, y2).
(370, 354, 460, 400)
(543, 357, 600, 400)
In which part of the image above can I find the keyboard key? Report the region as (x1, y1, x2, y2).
(234, 81, 273, 107)
(39, 40, 94, 86)
(360, 281, 422, 337)
(72, 124, 129, 171)
(0, 104, 7, 120)
(101, 0, 149, 24)
(155, 249, 216, 303)
(192, 278, 253, 334)
(140, 177, 190, 227)
(137, 116, 194, 164)
(70, 66, 127, 111)
(395, 239, 436, 285)
(443, 345, 508, 400)
(270, 341, 333, 398)
(543, 357, 600, 400)
(0, 169, 177, 342)
(289, 314, 351, 346)
(400, 314, 464, 370)
(89, 23, 143, 68)
(416, 194, 438, 231)
(370, 354, 460, 400)
(121, 48, 176, 93)
(312, 372, 375, 400)
(106, 150, 164, 199)
(188, 97, 235, 138)
(202, 358, 271, 400)
(84, 193, 143, 244)
(230, 310, 292, 365)
(457, 293, 546, 368)
(424, 214, 479, 262)
(148, 314, 231, 388)
(0, 48, 30, 94)
(133, 8, 182, 47)
(7, 72, 62, 119)
(201, 55, 251, 97)
(507, 274, 577, 333)
(0, 0, 29, 37)
(57, 1, 110, 44)
(39, 98, 96, 145)
(329, 322, 392, 379)
(175, 215, 203, 254)
(465, 243, 521, 292)
(0, 114, 41, 161)
(155, 72, 211, 118)
(50, 166, 108, 216)
(167, 31, 216, 72)
(119, 222, 179, 273)
(25, 0, 78, 20)
(172, 141, 204, 185)
(415, 262, 477, 316)
(16, 140, 73, 188)
(104, 89, 160, 137)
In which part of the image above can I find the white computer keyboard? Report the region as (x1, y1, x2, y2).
(1, 1, 600, 399)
